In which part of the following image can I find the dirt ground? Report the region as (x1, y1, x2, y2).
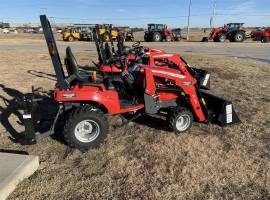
(0, 38, 269, 200)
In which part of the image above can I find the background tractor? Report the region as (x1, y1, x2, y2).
(203, 23, 247, 42)
(251, 27, 270, 43)
(144, 24, 181, 42)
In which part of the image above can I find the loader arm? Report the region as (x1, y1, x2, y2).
(143, 66, 206, 121)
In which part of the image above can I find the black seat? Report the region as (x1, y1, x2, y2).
(65, 47, 103, 85)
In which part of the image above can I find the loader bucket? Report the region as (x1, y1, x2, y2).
(200, 90, 240, 126)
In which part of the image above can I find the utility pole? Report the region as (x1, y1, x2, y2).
(210, 0, 217, 28)
(187, 0, 192, 41)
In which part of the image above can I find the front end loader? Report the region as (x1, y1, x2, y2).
(202, 23, 247, 42)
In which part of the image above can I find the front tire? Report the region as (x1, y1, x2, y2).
(144, 35, 150, 42)
(169, 107, 193, 133)
(218, 34, 226, 42)
(63, 106, 108, 150)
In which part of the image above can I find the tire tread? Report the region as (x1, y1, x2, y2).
(63, 105, 108, 150)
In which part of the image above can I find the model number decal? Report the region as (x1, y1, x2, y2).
(152, 70, 185, 79)
(63, 93, 76, 98)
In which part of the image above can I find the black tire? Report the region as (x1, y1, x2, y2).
(234, 32, 245, 42)
(175, 36, 181, 41)
(168, 107, 193, 134)
(201, 37, 209, 42)
(218, 34, 226, 42)
(165, 35, 172, 42)
(229, 35, 235, 42)
(63, 106, 108, 150)
(152, 32, 162, 42)
(103, 32, 111, 42)
(144, 35, 150, 42)
(68, 36, 74, 42)
(261, 37, 269, 43)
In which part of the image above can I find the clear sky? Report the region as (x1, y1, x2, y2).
(1, 0, 270, 27)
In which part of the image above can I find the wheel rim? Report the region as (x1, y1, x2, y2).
(236, 34, 243, 41)
(154, 35, 160, 41)
(69, 37, 74, 42)
(74, 120, 100, 143)
(220, 35, 226, 42)
(175, 114, 190, 131)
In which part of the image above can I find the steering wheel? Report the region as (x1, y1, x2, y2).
(132, 42, 141, 48)
(107, 56, 126, 71)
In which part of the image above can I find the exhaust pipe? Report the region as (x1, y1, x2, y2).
(200, 90, 240, 126)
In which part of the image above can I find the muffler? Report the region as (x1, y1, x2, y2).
(200, 90, 240, 126)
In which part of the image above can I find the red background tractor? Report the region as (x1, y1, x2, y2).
(144, 24, 181, 42)
(203, 23, 246, 42)
(251, 27, 270, 43)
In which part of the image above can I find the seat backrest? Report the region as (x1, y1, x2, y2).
(65, 46, 79, 76)
(103, 42, 112, 63)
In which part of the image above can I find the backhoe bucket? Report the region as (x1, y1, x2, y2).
(200, 90, 240, 126)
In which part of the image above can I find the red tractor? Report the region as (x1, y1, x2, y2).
(17, 15, 240, 150)
(203, 23, 246, 42)
(251, 27, 270, 43)
(144, 24, 181, 42)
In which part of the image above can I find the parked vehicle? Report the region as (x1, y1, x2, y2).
(63, 27, 93, 42)
(3, 29, 10, 34)
(144, 24, 181, 42)
(202, 23, 247, 42)
(251, 27, 270, 43)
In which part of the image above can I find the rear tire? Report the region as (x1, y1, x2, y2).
(152, 32, 162, 42)
(169, 107, 193, 133)
(68, 36, 75, 42)
(63, 106, 108, 150)
(234, 32, 245, 42)
(165, 35, 172, 42)
(261, 37, 269, 43)
(175, 35, 181, 41)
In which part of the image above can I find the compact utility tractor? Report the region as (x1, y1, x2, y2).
(203, 23, 247, 42)
(144, 24, 181, 42)
(18, 15, 240, 150)
(251, 27, 270, 43)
